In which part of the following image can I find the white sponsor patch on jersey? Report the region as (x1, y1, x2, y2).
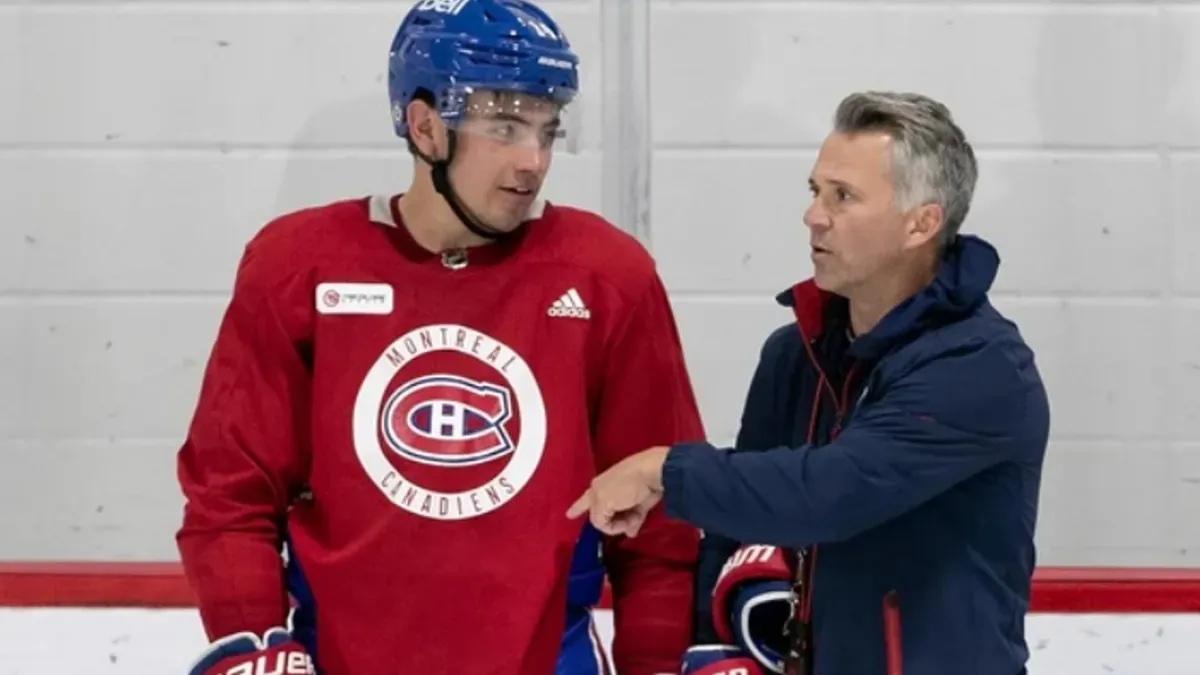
(316, 282, 393, 315)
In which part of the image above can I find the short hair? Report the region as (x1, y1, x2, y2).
(832, 91, 978, 245)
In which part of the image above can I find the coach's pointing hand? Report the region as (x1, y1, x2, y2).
(567, 446, 670, 537)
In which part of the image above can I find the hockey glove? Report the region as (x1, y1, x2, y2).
(681, 645, 764, 675)
(186, 627, 313, 675)
(712, 545, 794, 674)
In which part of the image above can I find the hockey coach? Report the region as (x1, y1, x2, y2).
(569, 90, 1051, 675)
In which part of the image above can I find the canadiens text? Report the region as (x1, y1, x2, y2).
(379, 473, 517, 517)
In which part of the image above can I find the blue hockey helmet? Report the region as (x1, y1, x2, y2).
(387, 0, 580, 140)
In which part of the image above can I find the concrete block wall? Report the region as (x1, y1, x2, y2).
(2, 0, 1198, 567)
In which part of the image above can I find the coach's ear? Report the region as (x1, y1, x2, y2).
(902, 201, 944, 251)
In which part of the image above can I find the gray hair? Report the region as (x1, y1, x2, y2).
(833, 91, 978, 245)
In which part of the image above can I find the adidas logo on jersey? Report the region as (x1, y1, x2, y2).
(548, 288, 590, 319)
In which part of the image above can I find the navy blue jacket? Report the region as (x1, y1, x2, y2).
(663, 235, 1050, 675)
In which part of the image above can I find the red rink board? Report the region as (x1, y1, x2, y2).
(1, 562, 1199, 612)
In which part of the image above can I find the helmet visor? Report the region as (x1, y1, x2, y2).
(396, 83, 584, 155)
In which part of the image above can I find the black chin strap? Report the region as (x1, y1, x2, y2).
(416, 130, 507, 241)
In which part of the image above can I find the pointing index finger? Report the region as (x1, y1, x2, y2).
(566, 490, 592, 519)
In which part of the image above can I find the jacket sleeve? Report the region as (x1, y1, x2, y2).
(592, 272, 705, 675)
(660, 337, 1049, 549)
(175, 239, 314, 641)
(690, 326, 794, 644)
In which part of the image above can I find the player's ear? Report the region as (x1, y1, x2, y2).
(406, 99, 443, 159)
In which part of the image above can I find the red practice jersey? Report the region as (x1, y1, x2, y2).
(176, 194, 705, 675)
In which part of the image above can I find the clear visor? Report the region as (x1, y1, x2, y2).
(440, 85, 584, 156)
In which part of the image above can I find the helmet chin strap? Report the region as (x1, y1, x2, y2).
(416, 129, 507, 242)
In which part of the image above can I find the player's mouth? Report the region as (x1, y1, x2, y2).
(500, 186, 534, 196)
(811, 244, 831, 256)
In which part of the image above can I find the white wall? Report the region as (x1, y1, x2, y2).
(3, 0, 1199, 567)
(4, 608, 1200, 675)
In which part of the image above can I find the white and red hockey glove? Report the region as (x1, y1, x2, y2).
(711, 544, 795, 674)
(680, 645, 765, 675)
(186, 627, 313, 675)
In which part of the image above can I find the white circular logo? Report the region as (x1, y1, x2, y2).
(352, 324, 547, 521)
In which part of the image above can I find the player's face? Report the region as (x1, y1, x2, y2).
(803, 130, 911, 296)
(451, 92, 563, 232)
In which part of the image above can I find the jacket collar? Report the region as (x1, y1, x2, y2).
(776, 235, 1000, 359)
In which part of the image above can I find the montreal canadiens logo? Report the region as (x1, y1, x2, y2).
(380, 375, 514, 467)
(353, 324, 547, 521)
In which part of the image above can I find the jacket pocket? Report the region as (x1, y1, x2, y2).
(883, 590, 903, 675)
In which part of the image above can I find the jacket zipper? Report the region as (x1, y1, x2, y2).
(795, 331, 905, 674)
(789, 331, 860, 674)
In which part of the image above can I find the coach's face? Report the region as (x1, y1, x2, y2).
(804, 130, 909, 296)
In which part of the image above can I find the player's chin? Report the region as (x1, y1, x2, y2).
(488, 194, 538, 228)
(479, 207, 525, 232)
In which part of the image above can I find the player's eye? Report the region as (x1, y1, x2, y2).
(487, 122, 519, 141)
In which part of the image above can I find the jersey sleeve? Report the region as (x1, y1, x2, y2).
(175, 238, 314, 641)
(593, 271, 705, 675)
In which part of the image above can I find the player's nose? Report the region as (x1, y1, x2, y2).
(511, 144, 549, 174)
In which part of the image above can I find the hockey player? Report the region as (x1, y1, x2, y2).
(177, 1, 704, 674)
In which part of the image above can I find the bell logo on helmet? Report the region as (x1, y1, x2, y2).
(416, 0, 470, 15)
